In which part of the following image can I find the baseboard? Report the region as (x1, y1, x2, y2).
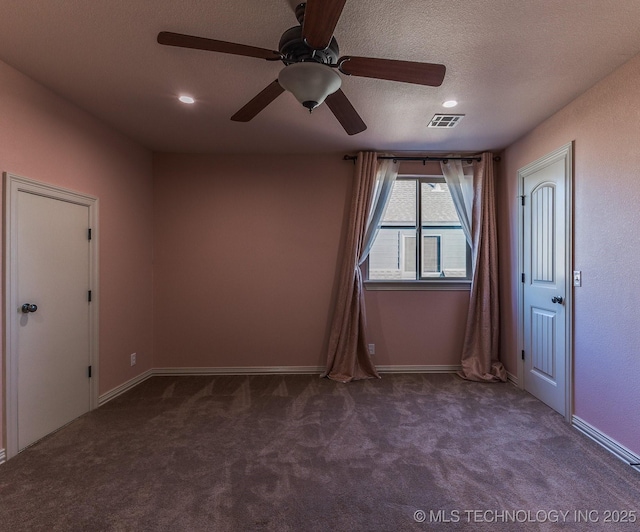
(572, 415, 640, 472)
(156, 365, 462, 376)
(0, 448, 5, 465)
(506, 371, 518, 386)
(376, 364, 462, 373)
(96, 365, 465, 406)
(154, 366, 325, 376)
(98, 368, 154, 406)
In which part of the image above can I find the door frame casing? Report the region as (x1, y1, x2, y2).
(3, 173, 99, 459)
(516, 143, 573, 422)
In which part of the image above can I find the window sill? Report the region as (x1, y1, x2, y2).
(364, 280, 471, 291)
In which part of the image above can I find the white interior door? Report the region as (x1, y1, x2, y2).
(5, 174, 98, 457)
(519, 144, 572, 418)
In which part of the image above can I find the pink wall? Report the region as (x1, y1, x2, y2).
(364, 290, 469, 366)
(0, 60, 154, 448)
(499, 54, 640, 455)
(152, 153, 352, 369)
(153, 154, 470, 370)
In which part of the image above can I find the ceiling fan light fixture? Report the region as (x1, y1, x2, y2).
(278, 62, 342, 111)
(178, 95, 195, 104)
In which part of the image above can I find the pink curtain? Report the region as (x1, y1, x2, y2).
(323, 152, 380, 382)
(459, 153, 507, 382)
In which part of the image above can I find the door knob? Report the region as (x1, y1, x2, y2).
(551, 296, 564, 304)
(21, 303, 38, 313)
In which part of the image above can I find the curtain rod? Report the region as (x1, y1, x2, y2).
(343, 154, 501, 164)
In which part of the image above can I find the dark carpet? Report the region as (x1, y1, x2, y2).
(1, 374, 639, 531)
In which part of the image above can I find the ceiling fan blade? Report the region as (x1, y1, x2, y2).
(157, 31, 281, 61)
(230, 80, 285, 122)
(325, 89, 367, 136)
(302, 0, 347, 50)
(339, 56, 446, 87)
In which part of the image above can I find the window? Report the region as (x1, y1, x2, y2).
(367, 177, 471, 285)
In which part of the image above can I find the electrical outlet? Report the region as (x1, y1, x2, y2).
(368, 344, 375, 355)
(130, 353, 137, 366)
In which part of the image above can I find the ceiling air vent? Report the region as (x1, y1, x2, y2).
(428, 114, 465, 128)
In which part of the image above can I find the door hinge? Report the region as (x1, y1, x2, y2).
(88, 290, 92, 302)
(88, 365, 92, 378)
(520, 195, 525, 206)
(88, 228, 92, 240)
(521, 273, 525, 283)
(521, 350, 525, 360)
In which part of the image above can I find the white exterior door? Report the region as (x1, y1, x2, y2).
(4, 174, 98, 457)
(519, 144, 572, 418)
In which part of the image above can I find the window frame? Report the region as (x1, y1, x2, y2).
(364, 175, 472, 291)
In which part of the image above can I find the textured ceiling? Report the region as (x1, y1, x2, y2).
(1, 0, 639, 154)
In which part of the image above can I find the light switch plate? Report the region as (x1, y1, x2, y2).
(573, 271, 582, 287)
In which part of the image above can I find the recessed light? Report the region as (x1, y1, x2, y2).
(178, 95, 195, 104)
(442, 100, 458, 108)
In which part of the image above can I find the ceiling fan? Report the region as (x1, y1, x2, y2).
(157, 0, 446, 135)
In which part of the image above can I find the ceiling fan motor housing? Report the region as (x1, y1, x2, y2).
(279, 25, 339, 65)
